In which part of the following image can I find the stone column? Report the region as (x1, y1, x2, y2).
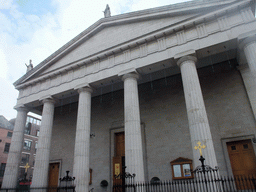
(240, 37, 256, 78)
(31, 97, 55, 188)
(73, 86, 93, 192)
(239, 37, 256, 119)
(177, 56, 218, 168)
(122, 72, 145, 182)
(2, 105, 28, 188)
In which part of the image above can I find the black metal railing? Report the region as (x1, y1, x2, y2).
(121, 175, 255, 192)
(0, 186, 75, 192)
(113, 154, 256, 192)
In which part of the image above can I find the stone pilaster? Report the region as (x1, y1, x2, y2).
(177, 56, 218, 168)
(31, 97, 56, 188)
(122, 72, 145, 182)
(73, 86, 93, 192)
(2, 105, 28, 188)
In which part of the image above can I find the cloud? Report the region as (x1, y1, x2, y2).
(0, 0, 13, 9)
(0, 49, 7, 79)
(0, 77, 18, 120)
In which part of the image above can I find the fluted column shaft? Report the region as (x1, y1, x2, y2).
(31, 98, 55, 188)
(2, 106, 28, 188)
(177, 56, 217, 168)
(73, 87, 93, 192)
(123, 73, 145, 182)
(239, 40, 256, 119)
(243, 41, 256, 78)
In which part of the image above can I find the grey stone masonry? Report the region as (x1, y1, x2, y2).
(2, 106, 28, 188)
(73, 86, 93, 192)
(31, 97, 56, 188)
(177, 56, 218, 168)
(122, 72, 145, 182)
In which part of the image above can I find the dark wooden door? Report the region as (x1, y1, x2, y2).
(113, 132, 125, 191)
(227, 139, 256, 189)
(48, 162, 60, 192)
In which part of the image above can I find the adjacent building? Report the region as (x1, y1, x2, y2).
(2, 0, 256, 191)
(0, 115, 40, 187)
(0, 116, 14, 187)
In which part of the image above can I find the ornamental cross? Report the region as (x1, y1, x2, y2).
(194, 141, 206, 156)
(24, 163, 30, 173)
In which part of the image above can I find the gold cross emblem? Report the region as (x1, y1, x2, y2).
(194, 141, 206, 156)
(24, 163, 30, 173)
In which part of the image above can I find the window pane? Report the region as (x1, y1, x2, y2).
(0, 163, 6, 177)
(173, 165, 182, 177)
(4, 143, 10, 153)
(7, 132, 12, 137)
(21, 154, 30, 165)
(183, 164, 191, 177)
(24, 141, 32, 150)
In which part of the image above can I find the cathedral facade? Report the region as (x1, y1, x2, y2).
(2, 0, 256, 191)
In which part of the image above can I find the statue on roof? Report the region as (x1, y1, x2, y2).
(25, 60, 33, 73)
(104, 4, 111, 18)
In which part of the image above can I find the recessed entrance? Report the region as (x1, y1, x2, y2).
(227, 139, 256, 189)
(113, 132, 125, 187)
(48, 162, 60, 192)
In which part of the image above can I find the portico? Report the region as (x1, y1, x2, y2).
(3, 0, 256, 192)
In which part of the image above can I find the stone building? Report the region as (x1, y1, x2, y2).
(2, 0, 256, 191)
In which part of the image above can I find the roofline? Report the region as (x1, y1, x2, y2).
(14, 0, 251, 87)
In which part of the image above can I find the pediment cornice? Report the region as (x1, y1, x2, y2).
(14, 0, 252, 89)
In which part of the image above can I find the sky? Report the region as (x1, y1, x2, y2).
(0, 0, 192, 120)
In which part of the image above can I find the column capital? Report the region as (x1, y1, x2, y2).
(39, 95, 57, 104)
(74, 83, 93, 94)
(239, 35, 256, 51)
(13, 104, 29, 113)
(177, 55, 197, 68)
(122, 72, 140, 81)
(118, 68, 140, 81)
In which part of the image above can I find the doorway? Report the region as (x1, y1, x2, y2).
(227, 139, 256, 189)
(113, 132, 125, 187)
(48, 162, 60, 192)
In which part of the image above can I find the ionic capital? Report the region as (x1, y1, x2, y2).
(122, 72, 140, 81)
(177, 56, 198, 68)
(239, 35, 256, 51)
(74, 83, 94, 94)
(39, 95, 57, 105)
(14, 104, 29, 113)
(118, 68, 140, 81)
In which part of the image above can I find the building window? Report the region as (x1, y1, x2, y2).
(0, 163, 6, 177)
(19, 168, 25, 179)
(7, 132, 12, 137)
(4, 143, 10, 153)
(170, 157, 193, 180)
(25, 122, 31, 135)
(21, 154, 30, 165)
(24, 140, 32, 151)
(36, 130, 40, 137)
(35, 143, 38, 152)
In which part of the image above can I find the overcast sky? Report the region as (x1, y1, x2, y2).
(0, 0, 192, 120)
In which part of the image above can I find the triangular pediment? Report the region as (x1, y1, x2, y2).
(14, 0, 254, 87)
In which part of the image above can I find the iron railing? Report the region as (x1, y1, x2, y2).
(0, 186, 75, 192)
(113, 174, 256, 192)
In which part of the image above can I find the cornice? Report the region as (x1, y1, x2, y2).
(14, 0, 251, 91)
